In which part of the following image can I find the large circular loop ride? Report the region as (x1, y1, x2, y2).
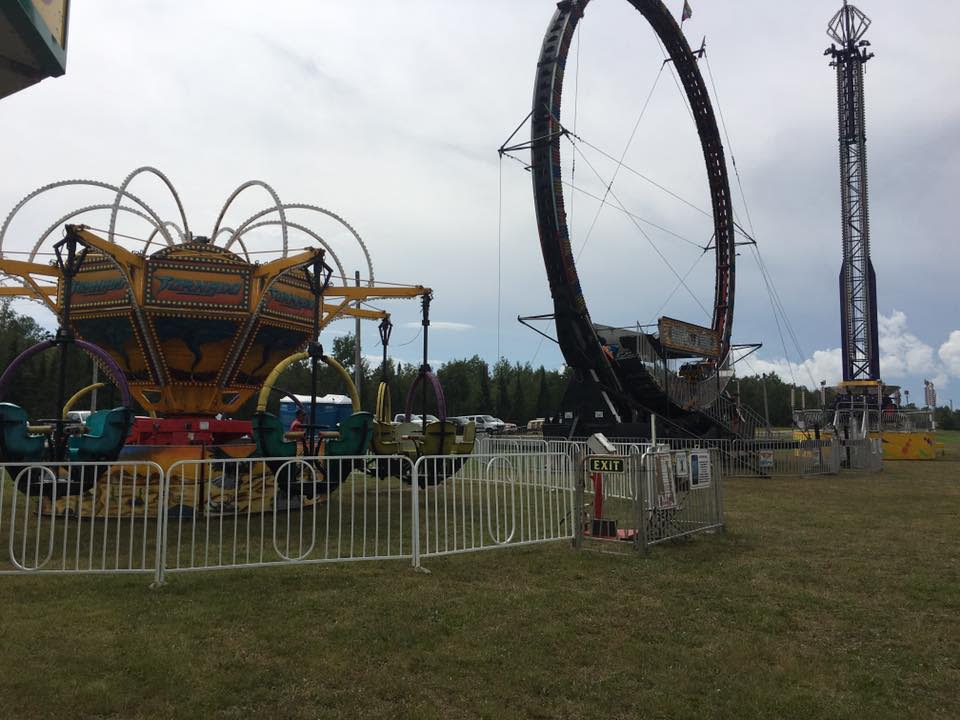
(530, 0, 735, 429)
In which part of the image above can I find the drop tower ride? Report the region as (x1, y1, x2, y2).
(826, 1, 878, 385)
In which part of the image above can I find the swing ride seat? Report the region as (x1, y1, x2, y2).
(252, 412, 298, 458)
(325, 412, 374, 457)
(393, 421, 421, 456)
(67, 407, 134, 463)
(420, 420, 457, 457)
(0, 402, 46, 463)
(453, 421, 477, 455)
(371, 419, 400, 455)
(416, 422, 468, 487)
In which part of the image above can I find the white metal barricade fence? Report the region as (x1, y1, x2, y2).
(413, 453, 575, 565)
(475, 436, 549, 456)
(574, 447, 725, 553)
(2, 446, 730, 584)
(549, 436, 853, 478)
(0, 461, 165, 579)
(839, 437, 883, 472)
(161, 455, 416, 578)
(634, 448, 725, 549)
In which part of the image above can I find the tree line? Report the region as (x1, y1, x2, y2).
(273, 334, 571, 425)
(3, 300, 954, 429)
(0, 300, 106, 418)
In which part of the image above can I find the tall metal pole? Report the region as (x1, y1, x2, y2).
(305, 252, 331, 456)
(377, 316, 392, 423)
(52, 229, 88, 460)
(826, 1, 878, 382)
(354, 270, 362, 406)
(378, 317, 392, 384)
(420, 292, 432, 435)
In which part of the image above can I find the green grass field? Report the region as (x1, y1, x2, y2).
(1, 434, 958, 719)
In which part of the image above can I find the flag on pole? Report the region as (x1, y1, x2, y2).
(681, 0, 693, 23)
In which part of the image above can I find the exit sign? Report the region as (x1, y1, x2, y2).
(588, 456, 625, 474)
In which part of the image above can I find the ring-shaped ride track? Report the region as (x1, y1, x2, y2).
(530, 0, 735, 430)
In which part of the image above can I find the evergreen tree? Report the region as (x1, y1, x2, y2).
(533, 367, 548, 419)
(478, 360, 492, 411)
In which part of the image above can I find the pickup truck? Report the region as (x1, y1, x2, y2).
(460, 415, 505, 434)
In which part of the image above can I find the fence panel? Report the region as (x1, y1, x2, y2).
(0, 461, 164, 576)
(475, 436, 549, 455)
(162, 455, 415, 574)
(0, 444, 743, 584)
(839, 437, 883, 471)
(573, 436, 843, 479)
(635, 448, 725, 548)
(414, 453, 575, 562)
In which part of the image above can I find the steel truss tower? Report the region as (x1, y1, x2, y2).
(826, 1, 878, 382)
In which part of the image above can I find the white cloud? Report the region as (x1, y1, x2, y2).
(747, 348, 843, 390)
(402, 321, 473, 332)
(877, 311, 938, 378)
(747, 311, 958, 390)
(939, 331, 960, 377)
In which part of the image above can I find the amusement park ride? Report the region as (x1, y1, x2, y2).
(0, 0, 935, 528)
(505, 0, 934, 458)
(504, 0, 760, 442)
(808, 1, 936, 459)
(0, 171, 475, 514)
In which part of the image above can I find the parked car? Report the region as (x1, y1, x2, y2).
(461, 415, 505, 434)
(501, 421, 518, 433)
(448, 416, 472, 431)
(393, 413, 439, 425)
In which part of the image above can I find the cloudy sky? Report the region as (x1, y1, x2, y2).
(2, 0, 958, 403)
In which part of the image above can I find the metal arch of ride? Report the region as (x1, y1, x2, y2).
(212, 180, 290, 257)
(0, 338, 132, 408)
(256, 351, 360, 415)
(108, 166, 190, 248)
(0, 179, 178, 252)
(1, 177, 373, 286)
(403, 372, 447, 423)
(529, 0, 736, 429)
(228, 220, 348, 281)
(221, 203, 376, 286)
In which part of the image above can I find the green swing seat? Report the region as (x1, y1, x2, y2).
(67, 407, 134, 463)
(0, 402, 46, 463)
(326, 412, 374, 457)
(252, 412, 298, 458)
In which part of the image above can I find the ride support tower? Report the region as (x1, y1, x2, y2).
(826, 1, 878, 383)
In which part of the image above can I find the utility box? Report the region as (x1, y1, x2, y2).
(587, 433, 617, 455)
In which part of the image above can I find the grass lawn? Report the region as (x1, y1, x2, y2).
(0, 448, 958, 719)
